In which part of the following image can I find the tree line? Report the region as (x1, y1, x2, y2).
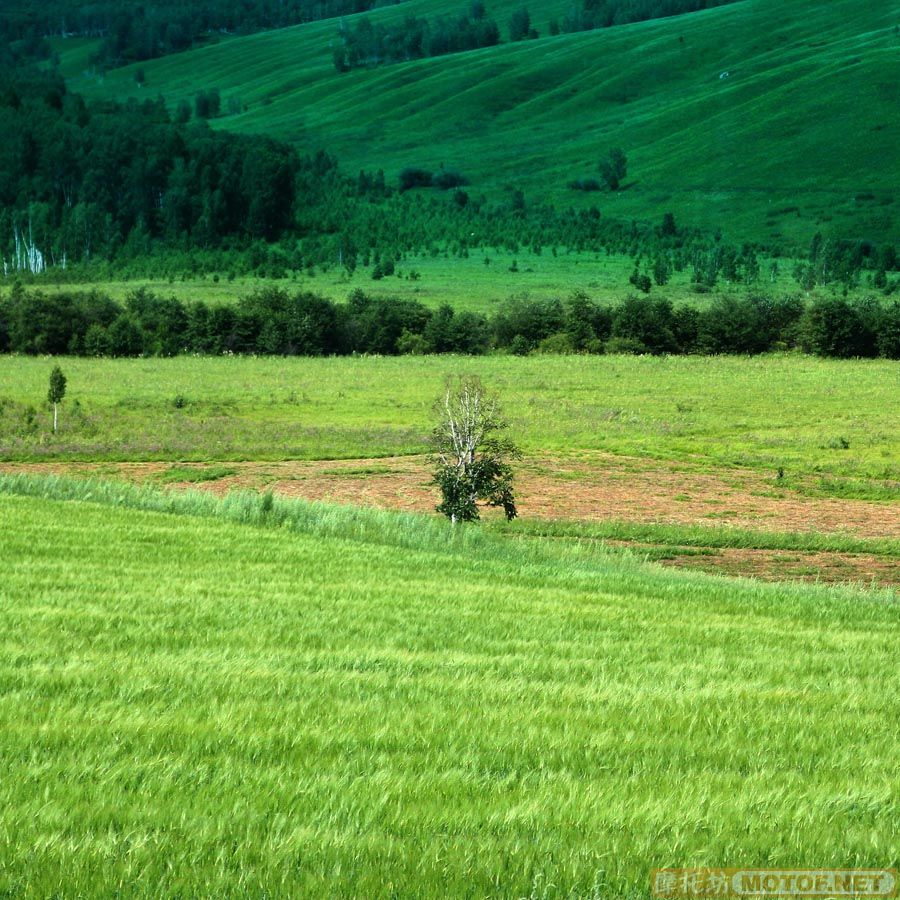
(2, 0, 394, 69)
(333, 5, 501, 72)
(2, 284, 898, 360)
(555, 0, 741, 34)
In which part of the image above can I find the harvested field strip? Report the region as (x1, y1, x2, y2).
(656, 547, 900, 587)
(505, 519, 900, 557)
(3, 451, 897, 539)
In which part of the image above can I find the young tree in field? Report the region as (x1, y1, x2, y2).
(430, 376, 520, 524)
(600, 147, 627, 191)
(47, 365, 66, 433)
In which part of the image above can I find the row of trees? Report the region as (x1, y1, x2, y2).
(3, 285, 898, 360)
(333, 6, 501, 72)
(556, 0, 741, 33)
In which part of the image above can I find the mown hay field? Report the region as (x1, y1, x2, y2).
(1, 355, 897, 487)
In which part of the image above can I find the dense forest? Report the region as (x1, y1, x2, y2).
(2, 283, 898, 360)
(1, 0, 397, 67)
(0, 59, 321, 267)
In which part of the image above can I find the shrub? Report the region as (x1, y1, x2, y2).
(612, 295, 677, 354)
(605, 336, 648, 355)
(538, 332, 576, 354)
(876, 302, 900, 358)
(800, 297, 876, 358)
(83, 324, 111, 357)
(399, 168, 434, 192)
(432, 171, 469, 190)
(568, 178, 602, 192)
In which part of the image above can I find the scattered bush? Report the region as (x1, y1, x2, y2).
(568, 178, 602, 192)
(399, 168, 435, 192)
(432, 171, 469, 190)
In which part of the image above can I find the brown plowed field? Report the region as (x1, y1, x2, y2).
(4, 454, 897, 587)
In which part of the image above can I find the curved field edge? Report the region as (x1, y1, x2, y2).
(2, 471, 898, 572)
(0, 483, 898, 896)
(503, 518, 900, 560)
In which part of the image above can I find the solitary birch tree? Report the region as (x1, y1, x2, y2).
(48, 365, 66, 433)
(430, 376, 519, 523)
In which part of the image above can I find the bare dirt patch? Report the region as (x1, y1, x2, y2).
(4, 453, 897, 586)
(656, 547, 899, 588)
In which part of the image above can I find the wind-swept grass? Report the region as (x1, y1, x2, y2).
(0, 473, 499, 558)
(0, 481, 897, 896)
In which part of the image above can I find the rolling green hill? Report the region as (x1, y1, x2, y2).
(60, 0, 900, 248)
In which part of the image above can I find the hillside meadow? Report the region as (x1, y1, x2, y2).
(0, 479, 897, 896)
(59, 0, 900, 246)
(19, 248, 843, 314)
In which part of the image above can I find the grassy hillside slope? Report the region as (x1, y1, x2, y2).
(61, 0, 900, 247)
(0, 481, 897, 895)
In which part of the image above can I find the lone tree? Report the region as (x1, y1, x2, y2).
(600, 147, 628, 191)
(430, 376, 520, 524)
(47, 365, 66, 433)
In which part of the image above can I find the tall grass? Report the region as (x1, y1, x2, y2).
(0, 486, 897, 896)
(0, 472, 495, 558)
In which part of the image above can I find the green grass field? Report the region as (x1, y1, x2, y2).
(0, 478, 897, 896)
(7, 2, 897, 891)
(1, 355, 897, 487)
(28, 247, 839, 313)
(58, 0, 900, 247)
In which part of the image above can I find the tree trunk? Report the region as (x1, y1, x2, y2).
(53, 403, 58, 433)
